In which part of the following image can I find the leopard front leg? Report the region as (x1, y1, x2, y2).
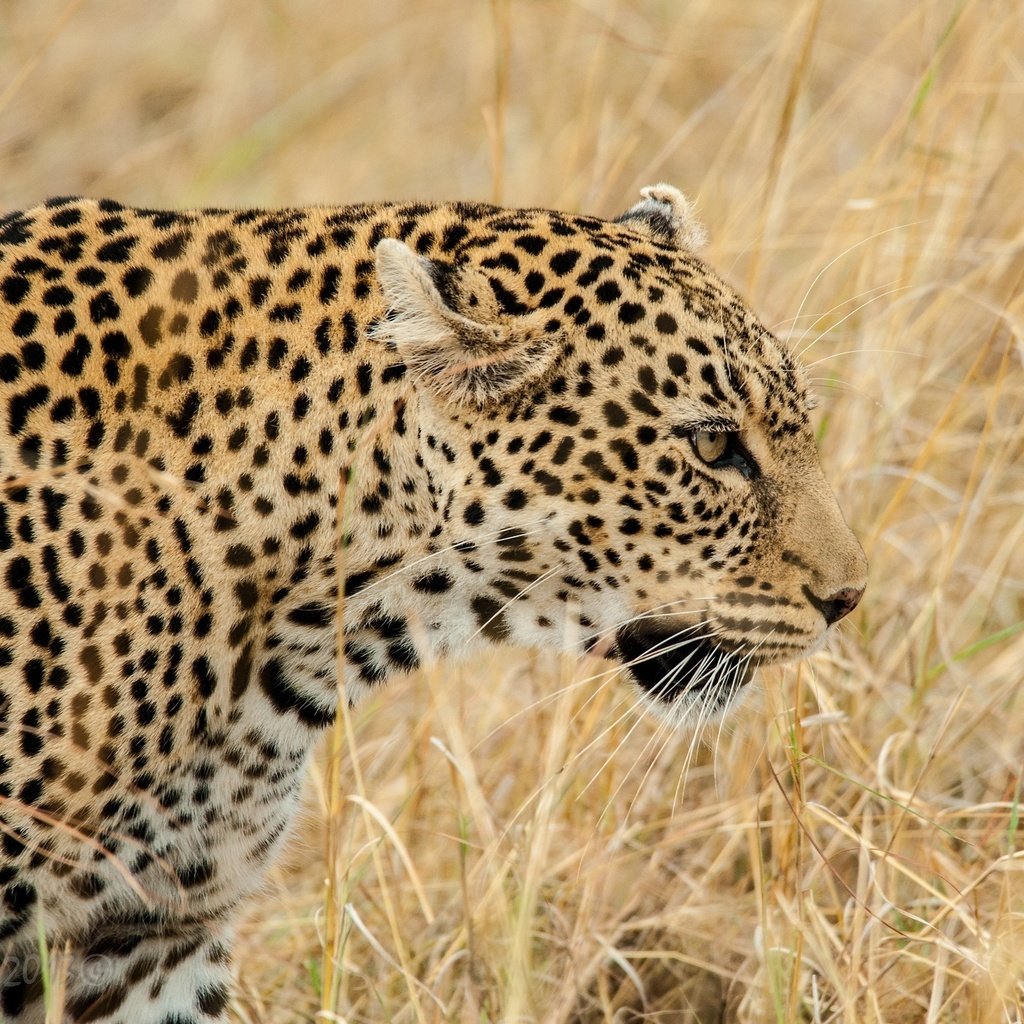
(1, 924, 234, 1024)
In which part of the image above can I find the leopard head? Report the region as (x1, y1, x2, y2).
(371, 186, 867, 721)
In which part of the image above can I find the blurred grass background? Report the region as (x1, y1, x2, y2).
(3, 0, 1024, 1021)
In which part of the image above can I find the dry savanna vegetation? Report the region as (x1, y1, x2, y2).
(2, 0, 1023, 1020)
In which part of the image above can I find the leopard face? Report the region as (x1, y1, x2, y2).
(0, 185, 864, 1020)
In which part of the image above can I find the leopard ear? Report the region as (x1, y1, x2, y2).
(372, 238, 560, 406)
(615, 183, 707, 250)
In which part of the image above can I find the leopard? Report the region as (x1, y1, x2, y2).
(0, 183, 867, 1022)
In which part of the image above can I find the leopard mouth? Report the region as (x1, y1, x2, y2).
(614, 624, 756, 705)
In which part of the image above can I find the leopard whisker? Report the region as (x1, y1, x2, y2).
(593, 642, 726, 822)
(510, 626, 721, 822)
(789, 220, 920, 356)
(771, 278, 904, 336)
(795, 283, 917, 361)
(585, 640, 722, 811)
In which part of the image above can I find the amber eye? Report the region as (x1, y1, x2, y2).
(688, 430, 758, 479)
(691, 430, 729, 464)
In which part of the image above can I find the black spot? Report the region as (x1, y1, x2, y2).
(152, 231, 190, 261)
(139, 306, 163, 347)
(267, 338, 287, 370)
(18, 436, 41, 468)
(192, 657, 217, 699)
(290, 356, 312, 383)
(166, 390, 201, 438)
(177, 859, 214, 888)
(240, 338, 259, 370)
(269, 301, 300, 323)
(89, 290, 120, 325)
(101, 330, 131, 361)
(331, 226, 355, 248)
(582, 450, 616, 483)
(53, 310, 76, 335)
(96, 235, 137, 263)
(287, 267, 311, 292)
(3, 883, 36, 914)
(198, 984, 229, 1016)
(0, 353, 20, 382)
(249, 277, 271, 307)
(655, 312, 677, 334)
(20, 342, 44, 370)
(12, 311, 38, 338)
(700, 362, 728, 401)
(290, 511, 320, 540)
(610, 439, 639, 471)
(667, 353, 688, 377)
(549, 250, 580, 275)
(320, 266, 341, 303)
(471, 595, 511, 641)
(344, 570, 375, 597)
(515, 234, 547, 255)
(50, 205, 81, 226)
(524, 270, 544, 294)
(533, 470, 562, 495)
(489, 278, 528, 315)
(629, 391, 660, 417)
(441, 223, 470, 251)
(577, 254, 614, 287)
(69, 872, 106, 899)
(549, 406, 580, 426)
(76, 265, 105, 286)
(199, 308, 221, 337)
(171, 270, 199, 303)
(225, 544, 255, 567)
(42, 284, 74, 307)
(234, 578, 259, 609)
(7, 556, 41, 609)
(8, 384, 49, 434)
(413, 571, 454, 593)
(288, 603, 332, 628)
(603, 401, 628, 428)
(618, 302, 645, 324)
(637, 365, 657, 394)
(1, 275, 30, 304)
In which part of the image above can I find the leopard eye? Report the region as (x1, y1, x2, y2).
(692, 430, 728, 464)
(688, 430, 758, 479)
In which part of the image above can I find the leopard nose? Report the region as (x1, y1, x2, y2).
(803, 584, 865, 626)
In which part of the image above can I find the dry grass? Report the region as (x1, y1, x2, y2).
(3, 0, 1024, 1020)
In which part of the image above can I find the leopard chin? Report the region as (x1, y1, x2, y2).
(614, 623, 758, 710)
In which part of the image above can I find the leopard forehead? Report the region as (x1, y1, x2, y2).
(463, 224, 809, 424)
(370, 205, 812, 431)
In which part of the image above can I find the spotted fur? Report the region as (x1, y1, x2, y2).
(0, 185, 866, 1021)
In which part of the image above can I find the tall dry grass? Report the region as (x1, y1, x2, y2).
(3, 0, 1023, 1020)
